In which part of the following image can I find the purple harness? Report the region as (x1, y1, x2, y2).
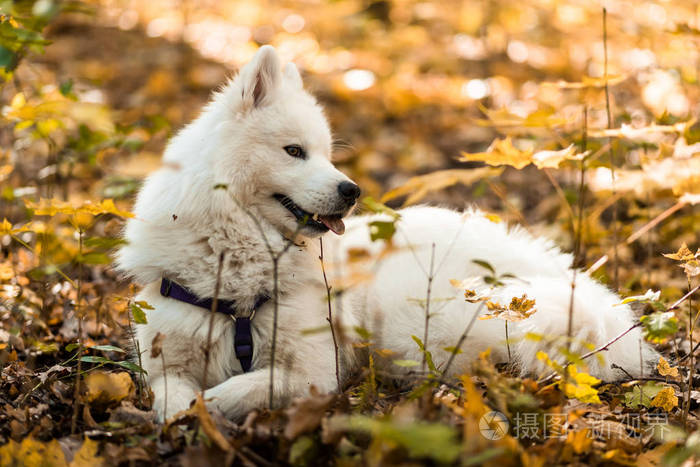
(159, 278, 269, 373)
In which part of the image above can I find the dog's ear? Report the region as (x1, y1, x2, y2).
(240, 45, 281, 109)
(283, 63, 303, 89)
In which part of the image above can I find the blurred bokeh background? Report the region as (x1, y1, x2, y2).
(1, 1, 700, 462)
(5, 0, 696, 286)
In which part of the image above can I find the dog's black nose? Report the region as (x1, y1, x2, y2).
(338, 181, 361, 202)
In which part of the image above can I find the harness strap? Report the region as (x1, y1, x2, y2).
(159, 278, 269, 373)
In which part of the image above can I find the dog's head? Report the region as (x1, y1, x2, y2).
(208, 46, 359, 237)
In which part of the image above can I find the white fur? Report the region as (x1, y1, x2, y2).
(117, 46, 658, 421)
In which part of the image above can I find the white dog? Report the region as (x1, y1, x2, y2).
(117, 46, 658, 421)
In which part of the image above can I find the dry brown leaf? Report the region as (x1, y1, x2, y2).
(194, 394, 232, 451)
(656, 357, 680, 379)
(663, 243, 695, 261)
(381, 167, 503, 206)
(284, 386, 336, 439)
(459, 137, 533, 170)
(69, 438, 105, 467)
(151, 332, 165, 359)
(565, 428, 593, 455)
(0, 437, 68, 467)
(83, 371, 134, 406)
(650, 386, 678, 412)
(531, 145, 586, 169)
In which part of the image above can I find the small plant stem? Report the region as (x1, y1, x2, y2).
(70, 228, 84, 435)
(539, 321, 642, 385)
(202, 252, 224, 389)
(269, 259, 279, 409)
(505, 321, 511, 363)
(319, 238, 341, 392)
(421, 243, 436, 374)
(128, 318, 147, 406)
(567, 107, 588, 353)
(442, 302, 485, 378)
(602, 7, 619, 291)
(161, 351, 168, 419)
(683, 278, 694, 428)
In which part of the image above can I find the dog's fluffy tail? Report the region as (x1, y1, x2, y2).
(484, 273, 659, 381)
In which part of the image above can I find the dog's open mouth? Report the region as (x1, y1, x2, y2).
(273, 194, 346, 235)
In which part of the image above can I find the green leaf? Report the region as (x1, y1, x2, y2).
(393, 359, 420, 367)
(411, 335, 436, 372)
(65, 342, 79, 352)
(347, 415, 461, 463)
(114, 360, 146, 374)
(361, 196, 400, 220)
(59, 78, 73, 96)
(369, 220, 396, 242)
(84, 236, 127, 249)
(130, 303, 148, 324)
(77, 252, 112, 265)
(0, 45, 17, 71)
(640, 311, 678, 343)
(472, 259, 496, 274)
(134, 300, 154, 310)
(91, 344, 125, 353)
(288, 435, 315, 466)
(354, 326, 372, 340)
(624, 381, 665, 408)
(80, 355, 110, 364)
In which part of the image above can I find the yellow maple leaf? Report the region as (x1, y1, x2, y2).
(657, 356, 680, 379)
(0, 218, 13, 236)
(70, 438, 105, 467)
(650, 386, 678, 412)
(566, 428, 593, 455)
(663, 243, 695, 262)
(561, 366, 601, 404)
(26, 198, 134, 220)
(459, 137, 533, 170)
(381, 167, 503, 206)
(531, 145, 587, 169)
(83, 371, 134, 406)
(480, 294, 537, 321)
(0, 437, 67, 467)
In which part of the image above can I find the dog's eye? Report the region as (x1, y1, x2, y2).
(283, 145, 305, 159)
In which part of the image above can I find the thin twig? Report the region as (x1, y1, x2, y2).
(580, 322, 641, 361)
(221, 189, 302, 410)
(161, 351, 168, 419)
(421, 243, 436, 373)
(442, 302, 485, 378)
(602, 7, 619, 290)
(505, 321, 511, 363)
(539, 321, 642, 385)
(202, 252, 225, 389)
(667, 283, 700, 312)
(319, 237, 341, 392)
(70, 228, 84, 435)
(567, 107, 589, 350)
(626, 201, 686, 245)
(683, 278, 694, 429)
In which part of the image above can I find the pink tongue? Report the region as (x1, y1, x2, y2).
(319, 215, 345, 235)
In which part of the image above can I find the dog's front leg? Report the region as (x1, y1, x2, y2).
(203, 365, 336, 420)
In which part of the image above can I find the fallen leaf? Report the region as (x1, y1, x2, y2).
(69, 438, 105, 467)
(83, 371, 134, 406)
(657, 357, 679, 379)
(0, 437, 67, 467)
(194, 394, 231, 451)
(284, 386, 336, 439)
(650, 386, 678, 412)
(381, 167, 503, 206)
